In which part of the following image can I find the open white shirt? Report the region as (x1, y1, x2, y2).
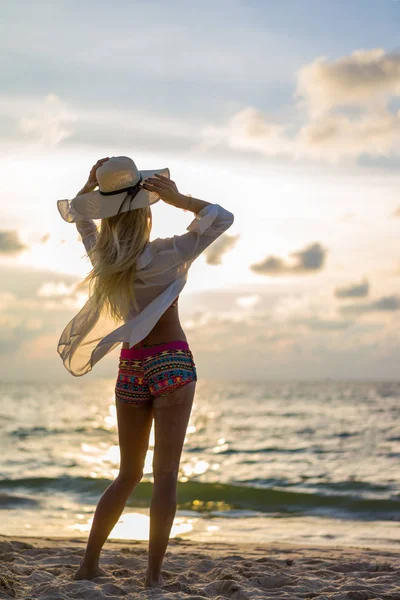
(57, 203, 234, 376)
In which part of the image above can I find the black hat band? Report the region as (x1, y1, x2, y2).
(98, 175, 143, 198)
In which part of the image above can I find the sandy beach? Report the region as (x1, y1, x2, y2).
(0, 535, 398, 599)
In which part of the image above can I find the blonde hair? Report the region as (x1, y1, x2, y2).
(78, 206, 152, 321)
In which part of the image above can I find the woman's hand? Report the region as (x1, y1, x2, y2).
(77, 157, 110, 196)
(85, 157, 110, 190)
(141, 174, 183, 206)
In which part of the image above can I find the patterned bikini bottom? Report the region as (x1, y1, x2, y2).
(115, 339, 197, 407)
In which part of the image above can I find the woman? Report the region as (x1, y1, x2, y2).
(58, 157, 234, 587)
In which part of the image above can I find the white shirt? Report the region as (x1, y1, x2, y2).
(57, 203, 235, 376)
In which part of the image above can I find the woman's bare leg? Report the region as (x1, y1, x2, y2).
(145, 380, 196, 587)
(74, 399, 153, 579)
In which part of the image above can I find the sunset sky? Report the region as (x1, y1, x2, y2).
(1, 0, 400, 381)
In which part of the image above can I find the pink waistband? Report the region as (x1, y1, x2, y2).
(120, 339, 189, 359)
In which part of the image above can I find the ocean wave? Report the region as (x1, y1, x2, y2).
(8, 425, 111, 438)
(0, 492, 40, 509)
(0, 477, 398, 520)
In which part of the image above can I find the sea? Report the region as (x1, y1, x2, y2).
(1, 379, 399, 550)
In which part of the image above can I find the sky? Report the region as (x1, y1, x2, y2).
(1, 0, 400, 382)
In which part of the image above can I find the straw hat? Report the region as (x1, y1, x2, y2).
(57, 156, 170, 221)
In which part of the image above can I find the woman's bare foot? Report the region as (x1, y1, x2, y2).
(74, 564, 108, 580)
(144, 571, 165, 588)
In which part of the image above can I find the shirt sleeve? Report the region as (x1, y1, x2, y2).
(75, 219, 98, 260)
(57, 198, 98, 265)
(171, 203, 235, 264)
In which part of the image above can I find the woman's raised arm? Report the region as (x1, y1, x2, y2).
(142, 174, 234, 265)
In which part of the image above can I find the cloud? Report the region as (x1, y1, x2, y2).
(0, 263, 82, 357)
(202, 48, 400, 162)
(338, 295, 400, 315)
(289, 316, 352, 331)
(296, 49, 400, 116)
(296, 107, 400, 160)
(338, 213, 356, 222)
(203, 104, 400, 163)
(235, 295, 260, 308)
(0, 230, 27, 254)
(17, 93, 77, 148)
(4, 49, 400, 164)
(0, 92, 199, 156)
(250, 242, 327, 276)
(0, 263, 78, 297)
(40, 233, 50, 244)
(204, 233, 240, 265)
(0, 306, 44, 355)
(335, 278, 369, 298)
(37, 281, 79, 298)
(36, 280, 88, 310)
(180, 288, 399, 381)
(0, 259, 397, 379)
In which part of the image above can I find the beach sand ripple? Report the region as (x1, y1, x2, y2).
(0, 536, 398, 599)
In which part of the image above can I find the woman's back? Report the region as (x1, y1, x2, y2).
(61, 203, 234, 376)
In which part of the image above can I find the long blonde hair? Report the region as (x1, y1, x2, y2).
(77, 206, 152, 320)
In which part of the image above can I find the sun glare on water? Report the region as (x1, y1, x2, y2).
(70, 512, 194, 541)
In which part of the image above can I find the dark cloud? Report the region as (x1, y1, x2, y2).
(204, 233, 240, 265)
(250, 242, 327, 275)
(0, 230, 27, 254)
(335, 278, 369, 298)
(339, 295, 400, 315)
